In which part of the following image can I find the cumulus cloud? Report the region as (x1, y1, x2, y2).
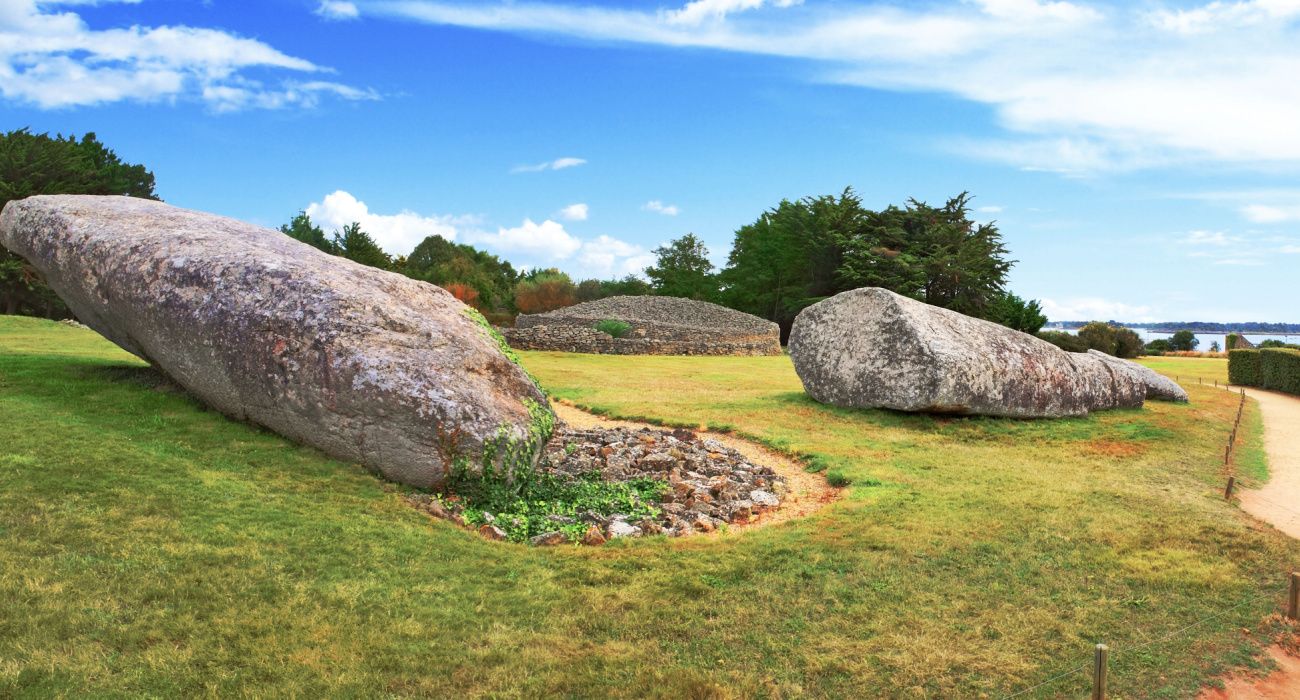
(0, 0, 373, 110)
(316, 1, 360, 20)
(305, 190, 471, 255)
(1040, 297, 1155, 322)
(558, 203, 589, 221)
(468, 218, 583, 259)
(643, 200, 680, 216)
(576, 235, 654, 278)
(463, 219, 652, 278)
(370, 0, 1300, 172)
(303, 191, 651, 277)
(510, 157, 587, 173)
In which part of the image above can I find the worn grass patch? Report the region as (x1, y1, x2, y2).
(1, 318, 1297, 698)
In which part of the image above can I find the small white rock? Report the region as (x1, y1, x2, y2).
(749, 490, 779, 508)
(607, 520, 642, 538)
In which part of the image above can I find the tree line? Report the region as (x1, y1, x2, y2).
(278, 210, 652, 325)
(643, 189, 1044, 341)
(3, 129, 1056, 345)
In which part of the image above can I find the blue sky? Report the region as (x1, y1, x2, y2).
(3, 0, 1299, 322)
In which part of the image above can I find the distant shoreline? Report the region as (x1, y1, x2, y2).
(1049, 322, 1300, 335)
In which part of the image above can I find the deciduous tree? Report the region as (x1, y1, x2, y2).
(644, 233, 719, 301)
(1169, 330, 1199, 352)
(515, 269, 576, 314)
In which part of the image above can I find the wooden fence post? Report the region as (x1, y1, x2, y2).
(1225, 476, 1236, 500)
(1289, 572, 1299, 621)
(1092, 644, 1109, 700)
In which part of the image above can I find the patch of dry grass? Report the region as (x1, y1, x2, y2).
(0, 319, 1296, 698)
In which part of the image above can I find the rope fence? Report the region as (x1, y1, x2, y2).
(1002, 375, 1296, 698)
(1002, 578, 1298, 698)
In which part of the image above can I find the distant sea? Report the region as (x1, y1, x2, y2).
(1050, 326, 1297, 351)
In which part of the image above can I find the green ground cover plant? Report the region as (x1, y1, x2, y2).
(593, 318, 632, 338)
(1, 318, 1296, 698)
(447, 466, 665, 542)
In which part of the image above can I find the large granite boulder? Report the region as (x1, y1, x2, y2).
(1086, 349, 1189, 403)
(0, 195, 552, 488)
(788, 287, 1147, 418)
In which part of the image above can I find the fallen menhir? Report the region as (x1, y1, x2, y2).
(789, 287, 1188, 418)
(0, 195, 552, 488)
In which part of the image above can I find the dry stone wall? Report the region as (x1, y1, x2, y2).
(503, 296, 782, 356)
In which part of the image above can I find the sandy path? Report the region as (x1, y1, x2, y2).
(1238, 388, 1300, 539)
(1196, 387, 1300, 699)
(1199, 646, 1300, 700)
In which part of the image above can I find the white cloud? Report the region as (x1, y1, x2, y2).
(576, 235, 654, 278)
(302, 191, 651, 279)
(1213, 257, 1267, 266)
(665, 0, 802, 26)
(510, 157, 587, 173)
(468, 218, 583, 259)
(976, 0, 1100, 22)
(1147, 0, 1300, 35)
(1040, 297, 1155, 322)
(643, 200, 680, 216)
(558, 203, 589, 221)
(976, 205, 1004, 213)
(316, 1, 360, 20)
(203, 80, 377, 112)
(1174, 228, 1300, 265)
(0, 0, 372, 110)
(305, 190, 470, 255)
(1241, 203, 1300, 223)
(1182, 230, 1238, 246)
(371, 0, 1300, 172)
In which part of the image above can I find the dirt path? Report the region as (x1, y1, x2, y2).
(1239, 388, 1300, 539)
(1199, 646, 1300, 700)
(1197, 387, 1300, 699)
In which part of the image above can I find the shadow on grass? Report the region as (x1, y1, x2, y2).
(81, 363, 187, 394)
(770, 389, 1175, 445)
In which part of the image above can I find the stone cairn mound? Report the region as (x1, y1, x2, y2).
(408, 423, 787, 543)
(503, 295, 782, 356)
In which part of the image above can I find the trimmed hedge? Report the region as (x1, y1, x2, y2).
(1261, 348, 1300, 395)
(1229, 349, 1261, 386)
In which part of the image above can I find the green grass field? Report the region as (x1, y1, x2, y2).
(1, 316, 1296, 698)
